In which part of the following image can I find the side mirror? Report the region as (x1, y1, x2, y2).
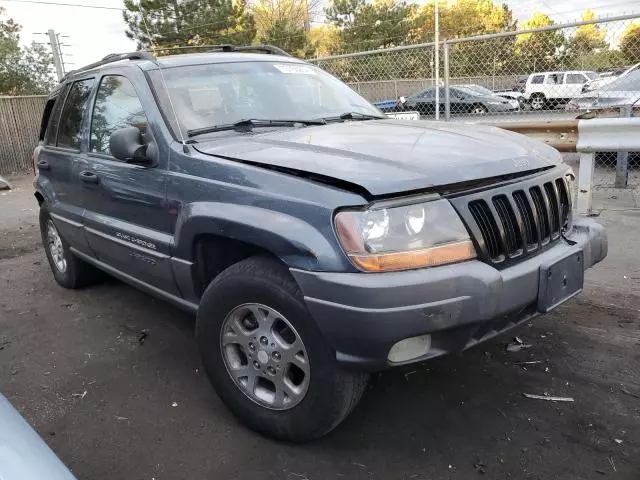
(399, 96, 406, 104)
(109, 127, 154, 165)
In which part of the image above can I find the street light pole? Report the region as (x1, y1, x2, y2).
(47, 29, 64, 80)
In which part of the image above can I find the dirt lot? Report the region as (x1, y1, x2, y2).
(1, 174, 639, 480)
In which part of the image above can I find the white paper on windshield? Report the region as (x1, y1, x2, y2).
(386, 111, 420, 120)
(273, 64, 316, 75)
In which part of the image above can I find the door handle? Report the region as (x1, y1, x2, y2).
(79, 170, 99, 184)
(37, 160, 50, 171)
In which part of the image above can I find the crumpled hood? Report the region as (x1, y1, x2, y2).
(193, 119, 561, 196)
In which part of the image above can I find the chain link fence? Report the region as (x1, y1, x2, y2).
(310, 13, 640, 191)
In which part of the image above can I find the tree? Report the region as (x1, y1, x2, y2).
(514, 12, 566, 72)
(325, 0, 414, 53)
(0, 8, 56, 95)
(620, 21, 640, 63)
(307, 24, 341, 58)
(570, 9, 607, 56)
(411, 0, 515, 43)
(122, 0, 256, 53)
(253, 0, 320, 56)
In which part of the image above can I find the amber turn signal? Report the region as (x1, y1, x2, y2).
(348, 240, 476, 272)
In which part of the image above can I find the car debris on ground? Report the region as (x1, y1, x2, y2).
(0, 175, 11, 191)
(522, 393, 575, 402)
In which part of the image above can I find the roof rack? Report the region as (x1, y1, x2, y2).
(61, 52, 155, 82)
(207, 44, 291, 57)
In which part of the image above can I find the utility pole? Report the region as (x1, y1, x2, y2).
(434, 0, 440, 120)
(47, 29, 64, 80)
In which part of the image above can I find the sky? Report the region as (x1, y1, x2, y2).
(0, 0, 639, 70)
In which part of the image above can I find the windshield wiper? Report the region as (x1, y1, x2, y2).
(187, 118, 326, 138)
(321, 112, 387, 123)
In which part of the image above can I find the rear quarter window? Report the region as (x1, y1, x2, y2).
(41, 85, 69, 145)
(57, 78, 95, 150)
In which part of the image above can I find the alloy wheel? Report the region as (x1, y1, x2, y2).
(47, 220, 67, 273)
(220, 303, 310, 410)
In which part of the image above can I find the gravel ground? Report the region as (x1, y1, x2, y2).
(1, 174, 639, 480)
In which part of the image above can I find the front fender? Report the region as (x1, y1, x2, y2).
(172, 202, 351, 271)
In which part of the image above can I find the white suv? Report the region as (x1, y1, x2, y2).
(522, 71, 598, 110)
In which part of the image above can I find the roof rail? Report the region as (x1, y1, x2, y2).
(207, 44, 291, 57)
(61, 51, 155, 82)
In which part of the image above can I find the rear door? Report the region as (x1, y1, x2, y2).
(77, 71, 179, 295)
(563, 73, 590, 99)
(36, 78, 95, 254)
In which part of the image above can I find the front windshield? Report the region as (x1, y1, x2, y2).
(465, 85, 494, 96)
(602, 69, 640, 92)
(456, 86, 484, 97)
(149, 61, 381, 135)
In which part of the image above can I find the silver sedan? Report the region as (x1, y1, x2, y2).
(0, 394, 77, 480)
(567, 70, 640, 112)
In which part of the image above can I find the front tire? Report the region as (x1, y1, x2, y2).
(39, 208, 101, 289)
(196, 256, 368, 442)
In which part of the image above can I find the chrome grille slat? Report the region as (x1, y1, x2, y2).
(468, 200, 502, 261)
(513, 190, 538, 249)
(529, 186, 550, 244)
(556, 178, 571, 229)
(544, 182, 561, 239)
(493, 195, 522, 257)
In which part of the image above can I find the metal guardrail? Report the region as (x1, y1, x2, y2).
(491, 120, 579, 152)
(493, 115, 640, 215)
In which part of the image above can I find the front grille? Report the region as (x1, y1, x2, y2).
(450, 171, 572, 266)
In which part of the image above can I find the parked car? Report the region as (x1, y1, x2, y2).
(34, 47, 607, 442)
(458, 84, 523, 110)
(373, 98, 401, 112)
(0, 394, 77, 479)
(521, 71, 598, 110)
(401, 86, 518, 115)
(512, 75, 528, 93)
(583, 63, 640, 93)
(567, 69, 640, 111)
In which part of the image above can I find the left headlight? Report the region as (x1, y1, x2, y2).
(334, 199, 476, 272)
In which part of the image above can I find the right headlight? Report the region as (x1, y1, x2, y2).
(334, 199, 476, 272)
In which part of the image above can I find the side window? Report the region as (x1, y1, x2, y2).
(41, 85, 67, 145)
(565, 73, 587, 84)
(90, 75, 148, 156)
(57, 79, 94, 149)
(531, 75, 544, 84)
(545, 74, 560, 85)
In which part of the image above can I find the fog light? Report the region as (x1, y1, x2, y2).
(387, 335, 431, 363)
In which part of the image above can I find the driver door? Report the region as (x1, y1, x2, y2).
(77, 73, 179, 295)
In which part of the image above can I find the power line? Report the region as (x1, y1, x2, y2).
(0, 0, 122, 10)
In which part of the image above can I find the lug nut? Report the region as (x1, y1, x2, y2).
(253, 361, 260, 369)
(272, 351, 281, 361)
(266, 366, 276, 376)
(260, 336, 269, 346)
(248, 342, 256, 351)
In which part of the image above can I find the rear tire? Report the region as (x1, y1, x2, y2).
(530, 93, 546, 110)
(470, 104, 488, 115)
(39, 207, 102, 289)
(196, 256, 368, 442)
